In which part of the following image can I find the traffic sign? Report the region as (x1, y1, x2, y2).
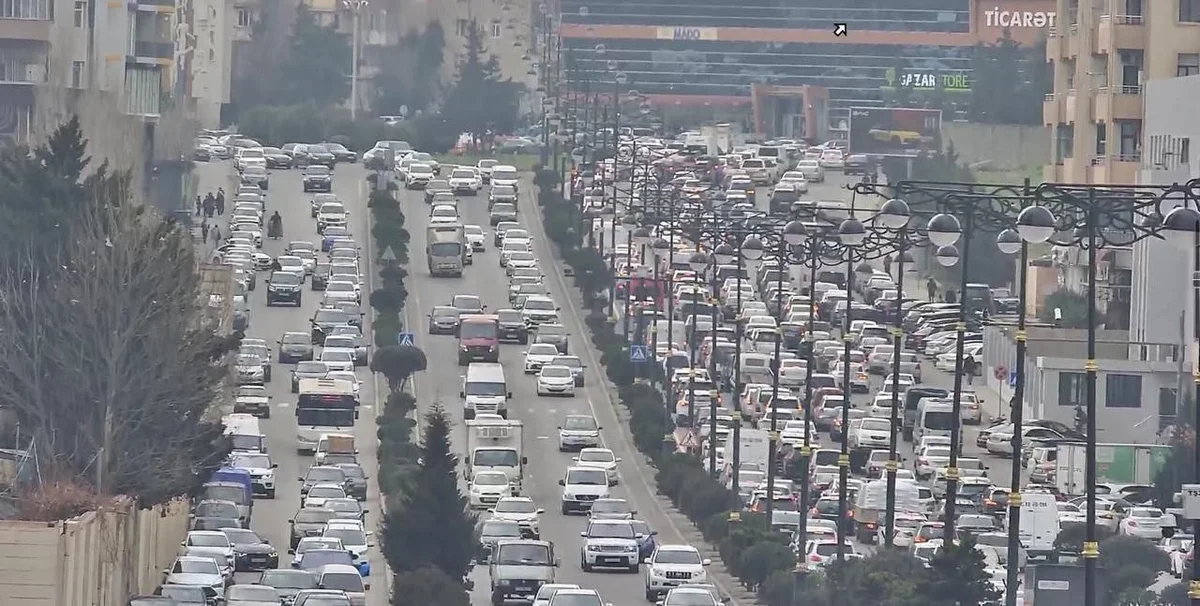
(398, 332, 415, 346)
(1009, 370, 1018, 387)
(629, 344, 650, 363)
(1182, 484, 1200, 520)
(381, 246, 398, 264)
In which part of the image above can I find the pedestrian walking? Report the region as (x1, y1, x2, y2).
(216, 188, 225, 215)
(883, 254, 893, 277)
(964, 357, 977, 385)
(195, 195, 202, 216)
(926, 277, 937, 301)
(211, 225, 221, 244)
(200, 219, 209, 242)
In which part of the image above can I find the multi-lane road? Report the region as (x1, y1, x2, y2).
(196, 160, 391, 606)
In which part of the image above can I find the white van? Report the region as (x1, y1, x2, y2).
(1019, 491, 1060, 557)
(914, 399, 957, 445)
(222, 413, 265, 453)
(462, 362, 510, 419)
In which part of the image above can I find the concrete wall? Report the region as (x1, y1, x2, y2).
(0, 497, 190, 606)
(1027, 356, 1178, 444)
(942, 122, 1050, 170)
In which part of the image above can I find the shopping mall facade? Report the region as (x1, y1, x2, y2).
(559, 0, 1055, 139)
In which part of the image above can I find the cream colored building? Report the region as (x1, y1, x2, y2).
(1043, 0, 1200, 184)
(392, 0, 538, 87)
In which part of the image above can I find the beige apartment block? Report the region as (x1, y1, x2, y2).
(393, 0, 539, 85)
(1043, 0, 1200, 185)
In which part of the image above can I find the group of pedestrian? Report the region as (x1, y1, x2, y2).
(200, 219, 221, 245)
(195, 188, 226, 218)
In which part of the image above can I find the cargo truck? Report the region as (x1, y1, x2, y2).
(464, 419, 527, 492)
(853, 478, 922, 543)
(426, 223, 466, 277)
(1054, 441, 1170, 496)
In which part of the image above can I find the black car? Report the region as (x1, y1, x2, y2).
(312, 262, 331, 290)
(222, 527, 280, 572)
(477, 518, 524, 560)
(302, 166, 333, 192)
(323, 142, 357, 163)
(278, 331, 315, 363)
(156, 584, 220, 606)
(262, 146, 293, 169)
(337, 463, 369, 501)
(497, 309, 528, 343)
(266, 270, 303, 306)
(424, 180, 451, 203)
(305, 143, 337, 167)
(843, 153, 871, 176)
(311, 308, 353, 344)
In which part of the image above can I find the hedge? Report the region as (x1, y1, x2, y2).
(238, 103, 458, 154)
(535, 169, 796, 602)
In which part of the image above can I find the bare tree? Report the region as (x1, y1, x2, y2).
(0, 167, 232, 505)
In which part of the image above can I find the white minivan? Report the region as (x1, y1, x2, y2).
(914, 399, 958, 445)
(317, 563, 368, 606)
(462, 362, 510, 419)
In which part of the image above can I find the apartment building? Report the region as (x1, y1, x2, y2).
(392, 0, 539, 86)
(1043, 0, 1200, 184)
(0, 0, 90, 142)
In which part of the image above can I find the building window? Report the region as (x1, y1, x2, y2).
(235, 7, 250, 27)
(1056, 124, 1074, 161)
(1105, 373, 1142, 408)
(1181, 0, 1200, 22)
(1183, 139, 1192, 165)
(1058, 371, 1086, 407)
(73, 0, 86, 27)
(1125, 0, 1143, 17)
(456, 18, 469, 37)
(491, 22, 501, 38)
(0, 0, 52, 19)
(1179, 54, 1200, 77)
(71, 60, 84, 88)
(1117, 119, 1141, 158)
(1095, 122, 1106, 156)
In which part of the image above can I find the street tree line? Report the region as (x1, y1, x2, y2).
(233, 7, 518, 153)
(0, 118, 234, 518)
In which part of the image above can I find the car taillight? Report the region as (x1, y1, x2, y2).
(914, 536, 927, 543)
(918, 458, 928, 466)
(810, 554, 822, 562)
(1127, 520, 1138, 527)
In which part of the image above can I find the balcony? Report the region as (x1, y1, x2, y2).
(1043, 93, 1062, 125)
(1094, 14, 1144, 55)
(1063, 89, 1089, 124)
(133, 40, 174, 60)
(1046, 28, 1060, 59)
(233, 25, 253, 42)
(1065, 23, 1080, 58)
(0, 61, 46, 85)
(1089, 154, 1140, 184)
(1093, 85, 1143, 121)
(0, 19, 50, 42)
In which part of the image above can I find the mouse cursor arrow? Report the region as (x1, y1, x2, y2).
(833, 23, 848, 37)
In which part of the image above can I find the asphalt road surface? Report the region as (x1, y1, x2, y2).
(195, 160, 392, 605)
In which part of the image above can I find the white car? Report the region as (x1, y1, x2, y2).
(318, 348, 355, 373)
(449, 167, 483, 194)
(405, 163, 435, 188)
(796, 159, 824, 182)
(303, 483, 347, 509)
(231, 222, 263, 247)
(644, 545, 710, 601)
(532, 584, 581, 606)
(560, 466, 611, 515)
(879, 514, 927, 548)
(524, 343, 562, 373)
(491, 165, 519, 189)
(429, 203, 460, 224)
(537, 365, 577, 396)
(521, 295, 559, 325)
(323, 280, 360, 306)
(469, 470, 514, 508)
(1163, 534, 1193, 577)
(163, 556, 227, 597)
(1119, 507, 1166, 540)
(580, 519, 640, 572)
(464, 224, 487, 251)
(573, 447, 620, 485)
(914, 445, 952, 480)
(1057, 501, 1087, 524)
(181, 531, 235, 577)
(322, 520, 372, 565)
(228, 452, 276, 498)
(818, 150, 845, 169)
(491, 496, 544, 538)
(559, 414, 601, 451)
(316, 202, 348, 232)
(805, 539, 857, 568)
(291, 536, 344, 567)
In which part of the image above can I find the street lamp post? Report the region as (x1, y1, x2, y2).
(342, 0, 368, 120)
(833, 216, 867, 562)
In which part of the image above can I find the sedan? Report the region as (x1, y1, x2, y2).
(278, 331, 315, 363)
(221, 527, 279, 572)
(551, 355, 585, 386)
(524, 343, 562, 373)
(1120, 507, 1166, 539)
(302, 483, 348, 509)
(588, 498, 635, 521)
(162, 556, 226, 596)
(537, 365, 576, 397)
(573, 448, 619, 485)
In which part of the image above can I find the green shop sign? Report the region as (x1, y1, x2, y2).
(883, 67, 971, 92)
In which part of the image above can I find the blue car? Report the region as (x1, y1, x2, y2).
(631, 520, 658, 560)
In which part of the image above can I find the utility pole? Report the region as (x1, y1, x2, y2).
(343, 0, 368, 120)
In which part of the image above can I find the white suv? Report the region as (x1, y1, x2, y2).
(643, 545, 709, 601)
(579, 519, 640, 572)
(559, 466, 610, 515)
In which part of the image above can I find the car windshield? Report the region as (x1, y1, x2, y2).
(454, 296, 483, 309)
(496, 543, 552, 566)
(309, 486, 345, 498)
(492, 203, 516, 214)
(305, 166, 331, 175)
(593, 500, 630, 514)
(495, 499, 537, 514)
(493, 185, 516, 195)
(475, 472, 509, 486)
(299, 538, 342, 552)
(189, 534, 229, 547)
(452, 170, 475, 179)
(563, 416, 597, 431)
(551, 357, 582, 369)
(322, 573, 364, 592)
(321, 350, 353, 362)
(589, 522, 634, 539)
(294, 508, 337, 524)
(319, 203, 345, 214)
(222, 528, 260, 544)
(541, 366, 573, 379)
(315, 309, 351, 324)
(566, 469, 606, 485)
(296, 361, 329, 375)
(524, 298, 554, 311)
(173, 559, 219, 574)
(655, 549, 702, 565)
(493, 168, 518, 180)
(230, 454, 270, 469)
(666, 591, 717, 606)
(271, 272, 301, 285)
(229, 585, 279, 602)
(529, 344, 559, 356)
(579, 450, 614, 463)
(237, 354, 260, 366)
(327, 282, 354, 293)
(325, 527, 366, 546)
(482, 521, 523, 537)
(261, 570, 319, 590)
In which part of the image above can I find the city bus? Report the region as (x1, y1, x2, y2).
(295, 378, 358, 454)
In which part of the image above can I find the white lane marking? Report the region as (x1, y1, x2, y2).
(537, 436, 549, 440)
(276, 402, 291, 408)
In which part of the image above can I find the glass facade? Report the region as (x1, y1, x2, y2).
(564, 38, 973, 114)
(560, 0, 971, 32)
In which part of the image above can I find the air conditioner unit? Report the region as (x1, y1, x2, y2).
(1097, 261, 1110, 282)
